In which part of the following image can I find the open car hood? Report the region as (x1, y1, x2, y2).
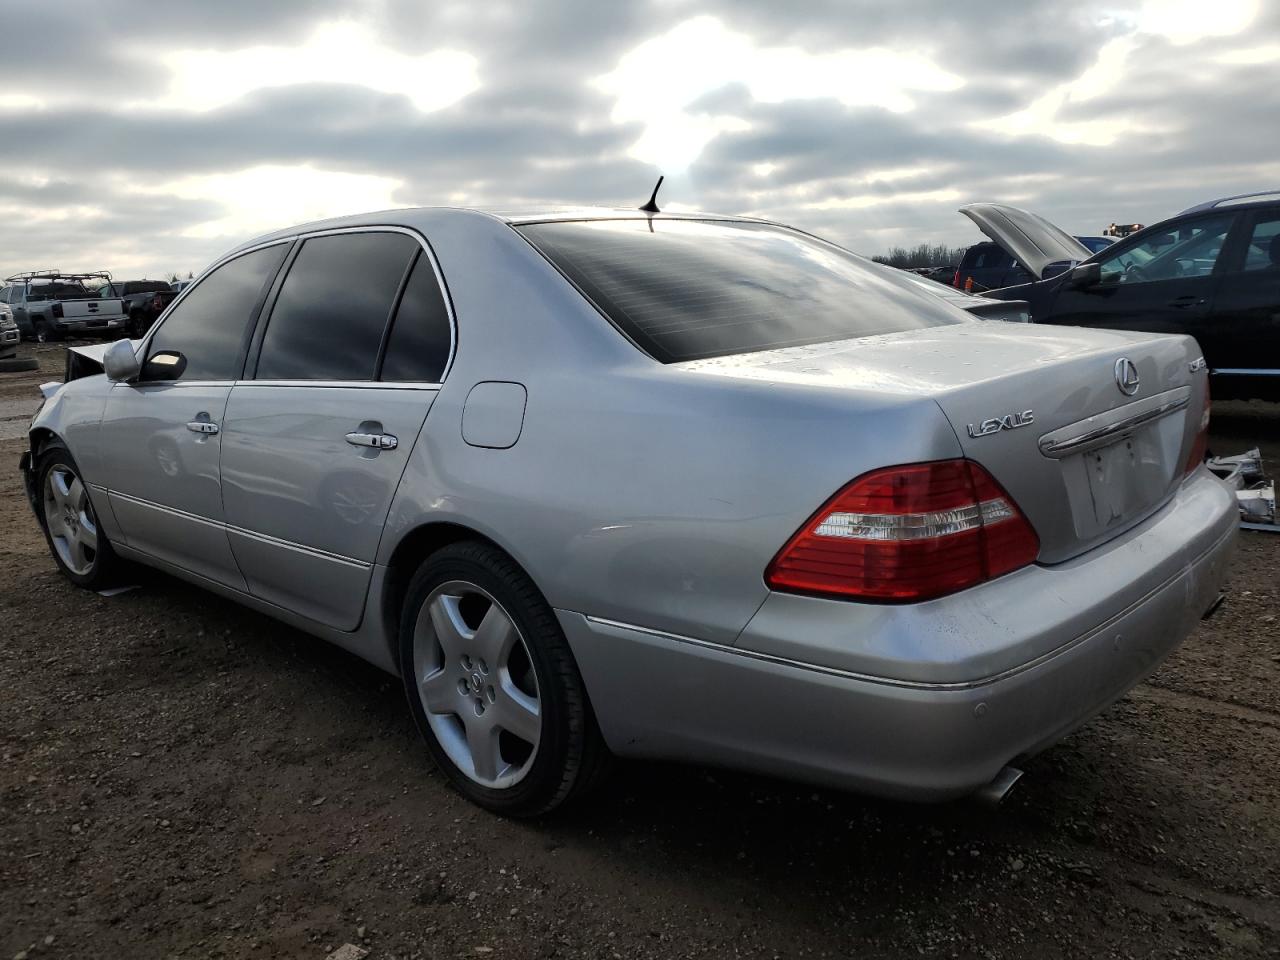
(959, 202, 1092, 281)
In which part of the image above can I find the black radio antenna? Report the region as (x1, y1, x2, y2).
(639, 175, 664, 213)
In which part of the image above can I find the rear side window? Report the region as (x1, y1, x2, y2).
(256, 232, 418, 381)
(518, 219, 963, 363)
(147, 243, 288, 381)
(379, 252, 452, 383)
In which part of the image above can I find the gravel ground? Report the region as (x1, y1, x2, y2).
(1, 342, 1278, 960)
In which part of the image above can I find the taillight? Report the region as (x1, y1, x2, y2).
(152, 294, 165, 310)
(1184, 380, 1211, 475)
(765, 459, 1040, 602)
(952, 269, 961, 289)
(52, 302, 63, 318)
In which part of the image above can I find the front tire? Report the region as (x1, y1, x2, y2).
(37, 445, 122, 590)
(399, 540, 608, 816)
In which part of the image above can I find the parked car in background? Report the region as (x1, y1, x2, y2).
(2, 271, 127, 341)
(171, 279, 194, 294)
(22, 207, 1234, 816)
(0, 299, 19, 358)
(1077, 236, 1116, 255)
(101, 279, 177, 338)
(979, 192, 1280, 400)
(953, 223, 1112, 292)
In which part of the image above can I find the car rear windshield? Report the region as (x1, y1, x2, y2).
(28, 281, 89, 300)
(517, 219, 964, 363)
(124, 281, 171, 294)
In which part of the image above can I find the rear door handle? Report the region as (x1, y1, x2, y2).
(1168, 295, 1206, 309)
(186, 420, 219, 435)
(345, 431, 398, 450)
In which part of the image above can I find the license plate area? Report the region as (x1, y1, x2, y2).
(1060, 422, 1181, 538)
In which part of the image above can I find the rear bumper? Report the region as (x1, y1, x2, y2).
(57, 317, 127, 335)
(559, 471, 1236, 799)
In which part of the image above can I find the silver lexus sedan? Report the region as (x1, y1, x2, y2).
(21, 207, 1236, 816)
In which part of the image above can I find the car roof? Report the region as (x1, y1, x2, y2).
(228, 205, 778, 256)
(1177, 190, 1280, 216)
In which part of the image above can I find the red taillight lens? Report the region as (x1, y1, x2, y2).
(153, 294, 164, 309)
(765, 459, 1040, 602)
(952, 269, 961, 289)
(1184, 380, 1211, 475)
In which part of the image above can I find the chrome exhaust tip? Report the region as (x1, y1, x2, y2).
(973, 765, 1023, 806)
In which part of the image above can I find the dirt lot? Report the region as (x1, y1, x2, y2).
(2, 342, 1278, 959)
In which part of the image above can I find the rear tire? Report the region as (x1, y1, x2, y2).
(36, 444, 123, 590)
(399, 540, 609, 816)
(34, 321, 60, 343)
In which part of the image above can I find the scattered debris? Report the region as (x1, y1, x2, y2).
(97, 584, 141, 598)
(324, 945, 369, 960)
(1206, 448, 1277, 532)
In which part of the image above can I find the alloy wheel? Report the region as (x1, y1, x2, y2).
(44, 465, 98, 575)
(412, 581, 542, 789)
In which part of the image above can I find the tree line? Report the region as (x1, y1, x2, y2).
(871, 243, 968, 269)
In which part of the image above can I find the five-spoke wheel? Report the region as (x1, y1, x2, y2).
(43, 464, 98, 575)
(413, 582, 542, 788)
(399, 540, 608, 816)
(36, 446, 121, 589)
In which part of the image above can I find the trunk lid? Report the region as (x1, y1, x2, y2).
(679, 323, 1205, 563)
(960, 202, 1091, 281)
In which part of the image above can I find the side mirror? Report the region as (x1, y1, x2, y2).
(1068, 262, 1102, 289)
(139, 350, 187, 382)
(103, 338, 141, 382)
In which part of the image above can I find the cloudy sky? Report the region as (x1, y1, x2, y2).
(2, 0, 1277, 281)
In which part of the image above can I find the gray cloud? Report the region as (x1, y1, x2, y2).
(0, 0, 1276, 278)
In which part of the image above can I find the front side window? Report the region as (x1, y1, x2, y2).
(146, 243, 288, 381)
(1240, 212, 1280, 272)
(1097, 214, 1233, 285)
(518, 219, 965, 363)
(255, 232, 418, 381)
(379, 252, 452, 383)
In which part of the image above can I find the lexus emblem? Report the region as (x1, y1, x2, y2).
(1114, 357, 1140, 396)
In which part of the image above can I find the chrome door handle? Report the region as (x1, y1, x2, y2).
(345, 431, 398, 450)
(186, 420, 219, 435)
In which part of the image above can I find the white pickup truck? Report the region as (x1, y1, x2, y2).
(1, 271, 128, 342)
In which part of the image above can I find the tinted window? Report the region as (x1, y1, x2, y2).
(256, 232, 417, 381)
(1241, 213, 1280, 272)
(124, 280, 169, 295)
(962, 244, 1013, 270)
(29, 282, 87, 301)
(147, 243, 288, 381)
(519, 219, 964, 363)
(1097, 214, 1233, 285)
(380, 253, 452, 382)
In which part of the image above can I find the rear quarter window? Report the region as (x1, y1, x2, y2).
(517, 219, 964, 363)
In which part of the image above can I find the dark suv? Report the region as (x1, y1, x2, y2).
(984, 191, 1280, 401)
